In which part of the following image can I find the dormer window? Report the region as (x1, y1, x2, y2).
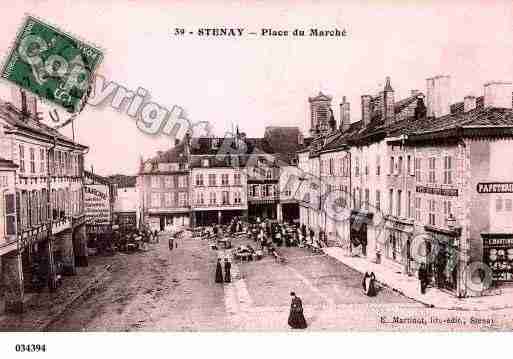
(202, 159, 209, 168)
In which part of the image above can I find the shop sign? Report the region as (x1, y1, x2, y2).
(416, 186, 458, 197)
(483, 236, 513, 282)
(477, 182, 513, 194)
(84, 184, 111, 226)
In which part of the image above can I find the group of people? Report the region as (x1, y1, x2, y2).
(215, 258, 232, 283)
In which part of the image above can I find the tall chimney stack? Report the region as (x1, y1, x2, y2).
(361, 95, 372, 127)
(483, 82, 513, 109)
(464, 95, 477, 112)
(426, 75, 451, 118)
(339, 96, 350, 132)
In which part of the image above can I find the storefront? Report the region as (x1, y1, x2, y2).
(350, 210, 373, 256)
(482, 233, 513, 284)
(383, 216, 414, 273)
(424, 225, 461, 294)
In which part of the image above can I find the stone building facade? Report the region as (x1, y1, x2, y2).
(0, 91, 88, 313)
(299, 75, 513, 298)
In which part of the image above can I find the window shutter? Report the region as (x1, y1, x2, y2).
(5, 193, 16, 235)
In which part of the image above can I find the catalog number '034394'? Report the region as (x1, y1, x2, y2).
(15, 344, 47, 353)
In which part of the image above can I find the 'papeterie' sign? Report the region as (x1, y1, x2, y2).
(477, 182, 513, 194)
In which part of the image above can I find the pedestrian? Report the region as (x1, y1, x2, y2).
(365, 272, 377, 297)
(215, 258, 224, 283)
(362, 271, 370, 292)
(168, 235, 174, 251)
(288, 291, 307, 329)
(224, 258, 231, 283)
(418, 263, 427, 294)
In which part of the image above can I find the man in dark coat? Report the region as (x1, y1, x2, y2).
(215, 258, 223, 283)
(224, 258, 231, 283)
(418, 263, 428, 294)
(288, 291, 307, 329)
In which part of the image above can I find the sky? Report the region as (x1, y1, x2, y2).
(1, 0, 512, 175)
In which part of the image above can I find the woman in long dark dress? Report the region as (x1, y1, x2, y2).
(224, 258, 231, 283)
(215, 259, 223, 283)
(288, 292, 307, 329)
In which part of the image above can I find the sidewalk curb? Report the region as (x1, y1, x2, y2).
(39, 265, 112, 331)
(322, 248, 513, 312)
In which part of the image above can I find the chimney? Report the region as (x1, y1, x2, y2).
(11, 87, 37, 116)
(382, 76, 395, 125)
(361, 95, 372, 127)
(339, 96, 350, 132)
(426, 75, 451, 118)
(483, 82, 513, 109)
(464, 95, 477, 112)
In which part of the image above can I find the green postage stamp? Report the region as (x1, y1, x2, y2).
(1, 16, 103, 113)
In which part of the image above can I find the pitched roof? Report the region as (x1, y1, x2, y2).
(0, 100, 87, 148)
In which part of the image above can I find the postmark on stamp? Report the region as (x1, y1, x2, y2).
(1, 15, 103, 113)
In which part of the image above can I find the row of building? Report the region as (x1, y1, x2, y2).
(298, 76, 513, 298)
(137, 127, 307, 230)
(0, 89, 89, 313)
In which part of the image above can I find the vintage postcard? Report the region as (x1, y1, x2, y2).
(1, 0, 513, 356)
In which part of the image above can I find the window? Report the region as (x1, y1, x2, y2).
(164, 193, 172, 207)
(209, 192, 216, 205)
(407, 191, 412, 218)
(329, 158, 334, 175)
(443, 156, 453, 185)
(364, 161, 369, 176)
(506, 199, 512, 212)
(151, 176, 160, 188)
(428, 157, 436, 183)
(222, 191, 229, 205)
(40, 148, 45, 173)
(250, 185, 259, 197)
(60, 151, 65, 176)
(496, 197, 503, 212)
(389, 157, 394, 175)
(179, 175, 187, 187)
(396, 190, 402, 217)
(428, 199, 436, 225)
(179, 192, 187, 207)
(266, 170, 272, 180)
(443, 200, 452, 219)
(389, 189, 393, 215)
(397, 157, 403, 175)
(415, 158, 421, 182)
(209, 174, 217, 186)
(164, 176, 173, 188)
(234, 192, 241, 204)
(202, 159, 209, 167)
(376, 155, 381, 176)
(196, 192, 204, 205)
(376, 190, 381, 212)
(234, 173, 241, 185)
(221, 174, 229, 186)
(364, 188, 370, 210)
(151, 193, 161, 207)
(320, 160, 325, 175)
(415, 197, 421, 221)
(407, 155, 411, 175)
(358, 188, 362, 209)
(195, 174, 204, 186)
(355, 158, 360, 177)
(19, 144, 25, 172)
(4, 193, 16, 235)
(29, 148, 35, 173)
